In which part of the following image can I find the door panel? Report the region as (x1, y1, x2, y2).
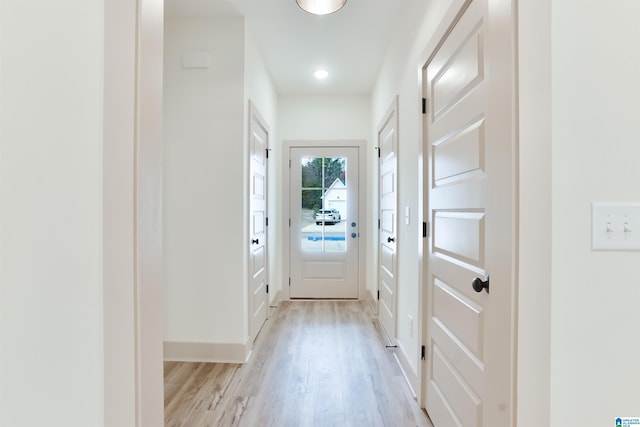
(433, 279, 484, 358)
(378, 100, 398, 340)
(433, 118, 485, 185)
(424, 0, 515, 426)
(249, 104, 269, 342)
(289, 147, 358, 298)
(433, 210, 485, 267)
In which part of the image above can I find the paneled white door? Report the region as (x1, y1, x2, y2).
(289, 147, 359, 298)
(424, 0, 516, 425)
(378, 101, 398, 340)
(249, 103, 269, 342)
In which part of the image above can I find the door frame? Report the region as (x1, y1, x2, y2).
(283, 140, 367, 300)
(103, 0, 164, 425)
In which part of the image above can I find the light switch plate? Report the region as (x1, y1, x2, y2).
(592, 202, 640, 251)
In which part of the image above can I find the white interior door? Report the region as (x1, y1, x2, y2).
(424, 0, 516, 425)
(249, 103, 269, 341)
(378, 101, 398, 340)
(289, 147, 359, 298)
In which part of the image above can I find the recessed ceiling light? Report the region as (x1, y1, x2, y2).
(314, 69, 329, 80)
(296, 0, 347, 15)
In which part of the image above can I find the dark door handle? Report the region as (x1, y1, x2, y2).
(252, 238, 259, 245)
(387, 237, 395, 243)
(472, 276, 490, 293)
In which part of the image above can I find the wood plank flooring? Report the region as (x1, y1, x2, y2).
(164, 300, 434, 427)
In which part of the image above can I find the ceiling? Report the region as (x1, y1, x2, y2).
(165, 0, 414, 95)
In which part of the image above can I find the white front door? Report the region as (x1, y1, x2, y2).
(424, 0, 516, 425)
(249, 103, 269, 341)
(289, 147, 359, 298)
(378, 100, 398, 340)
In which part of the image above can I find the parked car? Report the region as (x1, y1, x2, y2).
(315, 209, 340, 225)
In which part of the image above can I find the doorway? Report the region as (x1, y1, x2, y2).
(377, 99, 399, 341)
(289, 146, 360, 298)
(248, 102, 270, 342)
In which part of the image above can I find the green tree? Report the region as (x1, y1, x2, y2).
(300, 157, 345, 211)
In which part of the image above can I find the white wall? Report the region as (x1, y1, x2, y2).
(164, 17, 278, 358)
(0, 1, 104, 425)
(519, 1, 640, 425)
(549, 0, 640, 424)
(278, 95, 370, 140)
(370, 0, 455, 392)
(244, 27, 280, 305)
(244, 28, 278, 126)
(278, 95, 371, 299)
(163, 17, 246, 346)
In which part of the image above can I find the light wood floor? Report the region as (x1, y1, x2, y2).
(164, 300, 434, 427)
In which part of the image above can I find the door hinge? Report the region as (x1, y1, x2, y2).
(289, 218, 291, 227)
(422, 221, 430, 238)
(266, 284, 269, 293)
(265, 148, 269, 159)
(289, 277, 291, 287)
(377, 290, 380, 300)
(289, 159, 291, 168)
(422, 98, 427, 114)
(377, 147, 381, 158)
(378, 219, 381, 230)
(421, 345, 426, 360)
(266, 217, 268, 227)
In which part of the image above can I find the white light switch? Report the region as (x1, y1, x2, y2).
(592, 203, 640, 251)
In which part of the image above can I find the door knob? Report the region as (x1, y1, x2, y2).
(251, 238, 259, 245)
(472, 276, 490, 293)
(387, 237, 395, 243)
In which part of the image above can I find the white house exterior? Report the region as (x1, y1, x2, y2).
(323, 178, 346, 219)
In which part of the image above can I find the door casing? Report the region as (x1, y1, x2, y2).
(283, 140, 367, 300)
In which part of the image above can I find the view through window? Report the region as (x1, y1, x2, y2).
(299, 156, 347, 252)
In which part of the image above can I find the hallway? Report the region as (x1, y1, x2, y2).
(164, 301, 433, 426)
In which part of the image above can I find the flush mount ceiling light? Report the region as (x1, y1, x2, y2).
(314, 69, 329, 79)
(296, 0, 347, 15)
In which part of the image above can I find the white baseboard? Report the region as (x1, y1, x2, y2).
(365, 288, 378, 313)
(270, 289, 283, 308)
(374, 313, 420, 400)
(394, 341, 420, 398)
(164, 339, 251, 364)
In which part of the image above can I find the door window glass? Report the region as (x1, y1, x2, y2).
(300, 156, 347, 252)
